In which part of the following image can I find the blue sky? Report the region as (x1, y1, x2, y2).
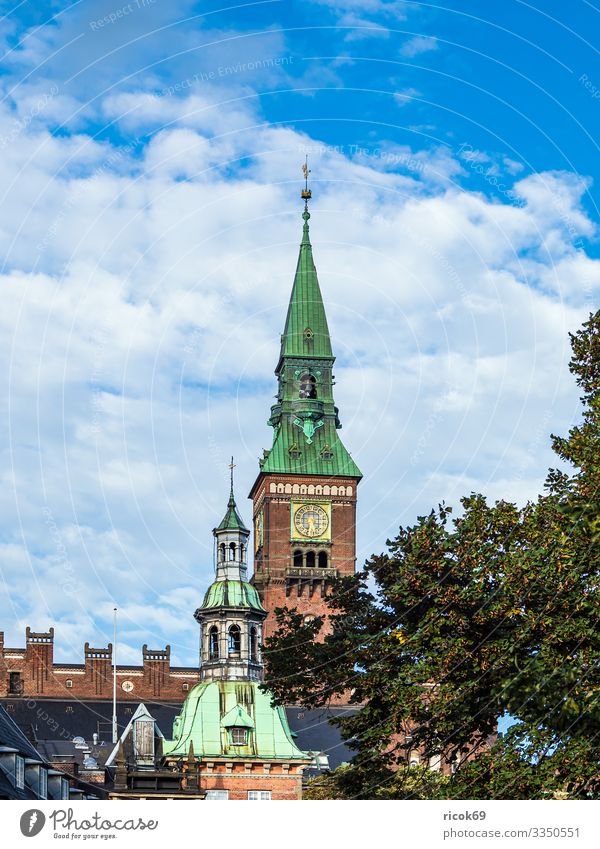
(0, 0, 598, 666)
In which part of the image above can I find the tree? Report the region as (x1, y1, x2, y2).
(263, 312, 600, 799)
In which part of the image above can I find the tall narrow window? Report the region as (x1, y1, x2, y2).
(15, 756, 24, 789)
(219, 543, 226, 561)
(229, 542, 236, 561)
(39, 768, 47, 799)
(8, 672, 23, 695)
(240, 544, 245, 562)
(305, 551, 315, 569)
(250, 626, 258, 662)
(293, 549, 303, 569)
(318, 551, 328, 569)
(228, 625, 241, 655)
(208, 626, 219, 659)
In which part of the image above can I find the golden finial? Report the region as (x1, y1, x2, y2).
(301, 155, 312, 204)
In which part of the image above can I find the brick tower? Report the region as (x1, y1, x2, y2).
(250, 178, 362, 638)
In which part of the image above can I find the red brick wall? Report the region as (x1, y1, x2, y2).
(251, 473, 358, 639)
(0, 630, 199, 701)
(197, 761, 307, 800)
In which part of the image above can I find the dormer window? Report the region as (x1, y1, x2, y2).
(299, 373, 316, 399)
(230, 728, 248, 745)
(320, 444, 333, 460)
(303, 328, 314, 340)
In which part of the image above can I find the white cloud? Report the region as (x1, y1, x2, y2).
(394, 87, 422, 106)
(399, 35, 438, 57)
(0, 66, 597, 665)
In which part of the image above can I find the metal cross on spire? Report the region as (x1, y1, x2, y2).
(228, 456, 236, 500)
(301, 156, 312, 207)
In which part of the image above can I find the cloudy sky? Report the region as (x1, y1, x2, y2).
(0, 0, 598, 665)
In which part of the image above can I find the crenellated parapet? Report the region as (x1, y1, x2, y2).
(0, 629, 198, 701)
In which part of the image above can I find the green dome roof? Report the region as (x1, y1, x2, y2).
(200, 579, 265, 612)
(162, 680, 309, 760)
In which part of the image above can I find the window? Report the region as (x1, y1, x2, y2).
(8, 671, 23, 695)
(39, 769, 48, 799)
(299, 373, 316, 399)
(219, 543, 226, 562)
(15, 756, 24, 789)
(250, 627, 258, 662)
(318, 551, 328, 569)
(61, 778, 69, 800)
(230, 728, 248, 745)
(293, 549, 303, 569)
(248, 790, 271, 800)
(206, 790, 229, 800)
(229, 542, 236, 561)
(228, 625, 241, 656)
(305, 551, 315, 569)
(66, 679, 73, 688)
(240, 544, 245, 563)
(182, 682, 189, 691)
(209, 626, 219, 660)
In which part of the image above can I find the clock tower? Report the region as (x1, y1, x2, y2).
(250, 178, 362, 638)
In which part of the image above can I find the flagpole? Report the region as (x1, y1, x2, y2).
(112, 607, 117, 744)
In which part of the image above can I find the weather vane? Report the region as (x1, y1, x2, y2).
(229, 456, 236, 492)
(301, 156, 312, 204)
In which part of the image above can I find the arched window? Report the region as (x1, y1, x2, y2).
(299, 373, 317, 399)
(250, 626, 258, 662)
(240, 544, 245, 563)
(208, 626, 219, 660)
(293, 549, 303, 569)
(219, 543, 226, 562)
(228, 625, 241, 655)
(318, 551, 328, 569)
(306, 551, 315, 569)
(229, 542, 236, 561)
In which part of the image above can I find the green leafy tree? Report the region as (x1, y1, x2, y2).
(263, 312, 600, 799)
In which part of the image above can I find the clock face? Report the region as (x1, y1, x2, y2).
(294, 504, 329, 538)
(121, 680, 134, 693)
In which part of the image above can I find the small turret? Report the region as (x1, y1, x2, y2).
(213, 458, 250, 581)
(194, 460, 266, 682)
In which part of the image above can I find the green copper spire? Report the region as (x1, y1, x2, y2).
(279, 207, 333, 361)
(258, 184, 362, 479)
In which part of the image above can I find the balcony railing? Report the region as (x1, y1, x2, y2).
(286, 567, 338, 580)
